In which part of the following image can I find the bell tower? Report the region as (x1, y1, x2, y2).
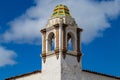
(40, 4, 83, 80)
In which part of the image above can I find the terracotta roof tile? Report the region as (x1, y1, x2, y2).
(5, 70, 41, 80)
(82, 69, 120, 79)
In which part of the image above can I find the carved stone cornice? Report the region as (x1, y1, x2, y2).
(77, 52, 82, 62)
(41, 54, 46, 63)
(62, 49, 67, 59)
(40, 28, 46, 33)
(77, 27, 83, 32)
(62, 24, 68, 28)
(54, 24, 59, 28)
(55, 49, 59, 59)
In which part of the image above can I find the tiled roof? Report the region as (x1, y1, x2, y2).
(82, 69, 120, 79)
(5, 70, 41, 80)
(51, 4, 71, 18)
(5, 69, 120, 80)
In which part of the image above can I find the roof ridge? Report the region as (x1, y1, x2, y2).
(5, 70, 41, 80)
(82, 69, 120, 79)
(5, 69, 120, 79)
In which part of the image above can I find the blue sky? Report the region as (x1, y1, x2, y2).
(0, 0, 120, 80)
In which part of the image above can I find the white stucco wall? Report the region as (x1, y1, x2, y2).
(61, 54, 82, 80)
(41, 55, 61, 80)
(41, 53, 82, 80)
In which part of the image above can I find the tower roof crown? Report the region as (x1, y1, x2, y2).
(51, 4, 71, 18)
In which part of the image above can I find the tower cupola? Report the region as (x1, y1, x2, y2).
(40, 4, 83, 80)
(41, 4, 83, 63)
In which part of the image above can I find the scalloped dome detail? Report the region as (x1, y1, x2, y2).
(51, 4, 71, 18)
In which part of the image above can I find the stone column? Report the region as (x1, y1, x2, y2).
(41, 29, 46, 63)
(77, 28, 83, 62)
(59, 18, 63, 52)
(54, 24, 59, 59)
(62, 24, 67, 59)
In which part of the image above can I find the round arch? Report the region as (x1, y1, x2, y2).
(67, 32, 75, 51)
(47, 32, 55, 52)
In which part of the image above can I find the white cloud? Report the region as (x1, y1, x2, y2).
(0, 46, 17, 67)
(1, 0, 120, 44)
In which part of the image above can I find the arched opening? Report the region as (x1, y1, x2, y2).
(67, 32, 73, 51)
(48, 32, 55, 52)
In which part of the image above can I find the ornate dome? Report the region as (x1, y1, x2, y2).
(51, 4, 71, 18)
